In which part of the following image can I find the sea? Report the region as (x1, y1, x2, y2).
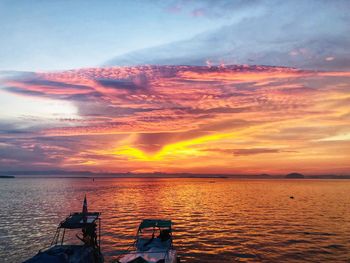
(0, 178, 349, 262)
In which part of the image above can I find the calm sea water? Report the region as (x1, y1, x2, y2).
(0, 178, 349, 262)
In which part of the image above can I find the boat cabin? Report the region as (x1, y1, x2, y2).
(24, 198, 103, 263)
(136, 219, 173, 251)
(118, 219, 178, 263)
(51, 212, 102, 249)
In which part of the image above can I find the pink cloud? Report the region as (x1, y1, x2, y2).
(1, 65, 350, 173)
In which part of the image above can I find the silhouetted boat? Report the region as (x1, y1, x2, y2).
(117, 219, 179, 263)
(24, 196, 103, 263)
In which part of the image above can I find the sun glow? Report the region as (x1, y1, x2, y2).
(108, 119, 284, 163)
(111, 132, 237, 161)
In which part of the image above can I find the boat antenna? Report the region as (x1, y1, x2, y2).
(82, 194, 88, 223)
(82, 194, 88, 214)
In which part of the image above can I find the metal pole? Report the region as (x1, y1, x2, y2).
(56, 229, 60, 245)
(61, 228, 66, 245)
(99, 218, 101, 253)
(50, 229, 57, 246)
(51, 228, 60, 246)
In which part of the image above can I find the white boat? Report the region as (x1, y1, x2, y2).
(117, 219, 179, 263)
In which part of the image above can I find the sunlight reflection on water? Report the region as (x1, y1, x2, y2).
(0, 178, 350, 262)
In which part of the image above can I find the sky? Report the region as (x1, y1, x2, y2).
(0, 0, 349, 175)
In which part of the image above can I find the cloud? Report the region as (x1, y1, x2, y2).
(0, 65, 349, 174)
(106, 1, 350, 70)
(0, 123, 30, 135)
(1, 66, 348, 137)
(95, 73, 149, 91)
(203, 147, 288, 155)
(232, 148, 281, 155)
(21, 79, 92, 91)
(163, 0, 263, 19)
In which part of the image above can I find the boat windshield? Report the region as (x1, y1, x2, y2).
(136, 227, 172, 252)
(138, 227, 171, 239)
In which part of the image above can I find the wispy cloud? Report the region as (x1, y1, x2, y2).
(108, 1, 350, 71)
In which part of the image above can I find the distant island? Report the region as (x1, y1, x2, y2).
(0, 175, 15, 178)
(0, 170, 349, 179)
(285, 172, 305, 179)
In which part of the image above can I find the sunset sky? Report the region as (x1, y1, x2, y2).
(0, 0, 349, 175)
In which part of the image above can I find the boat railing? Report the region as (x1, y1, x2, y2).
(115, 248, 174, 255)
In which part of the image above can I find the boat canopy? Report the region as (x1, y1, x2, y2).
(138, 219, 172, 230)
(59, 212, 101, 229)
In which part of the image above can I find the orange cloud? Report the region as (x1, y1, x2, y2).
(1, 65, 350, 174)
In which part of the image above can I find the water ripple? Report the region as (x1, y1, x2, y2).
(0, 178, 350, 262)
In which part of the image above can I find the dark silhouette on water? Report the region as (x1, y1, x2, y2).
(285, 172, 305, 179)
(24, 195, 103, 263)
(0, 175, 15, 178)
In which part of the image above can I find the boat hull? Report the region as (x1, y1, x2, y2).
(23, 245, 104, 263)
(118, 248, 177, 263)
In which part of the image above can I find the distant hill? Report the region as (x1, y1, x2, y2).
(2, 170, 350, 179)
(0, 175, 15, 178)
(285, 172, 305, 179)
